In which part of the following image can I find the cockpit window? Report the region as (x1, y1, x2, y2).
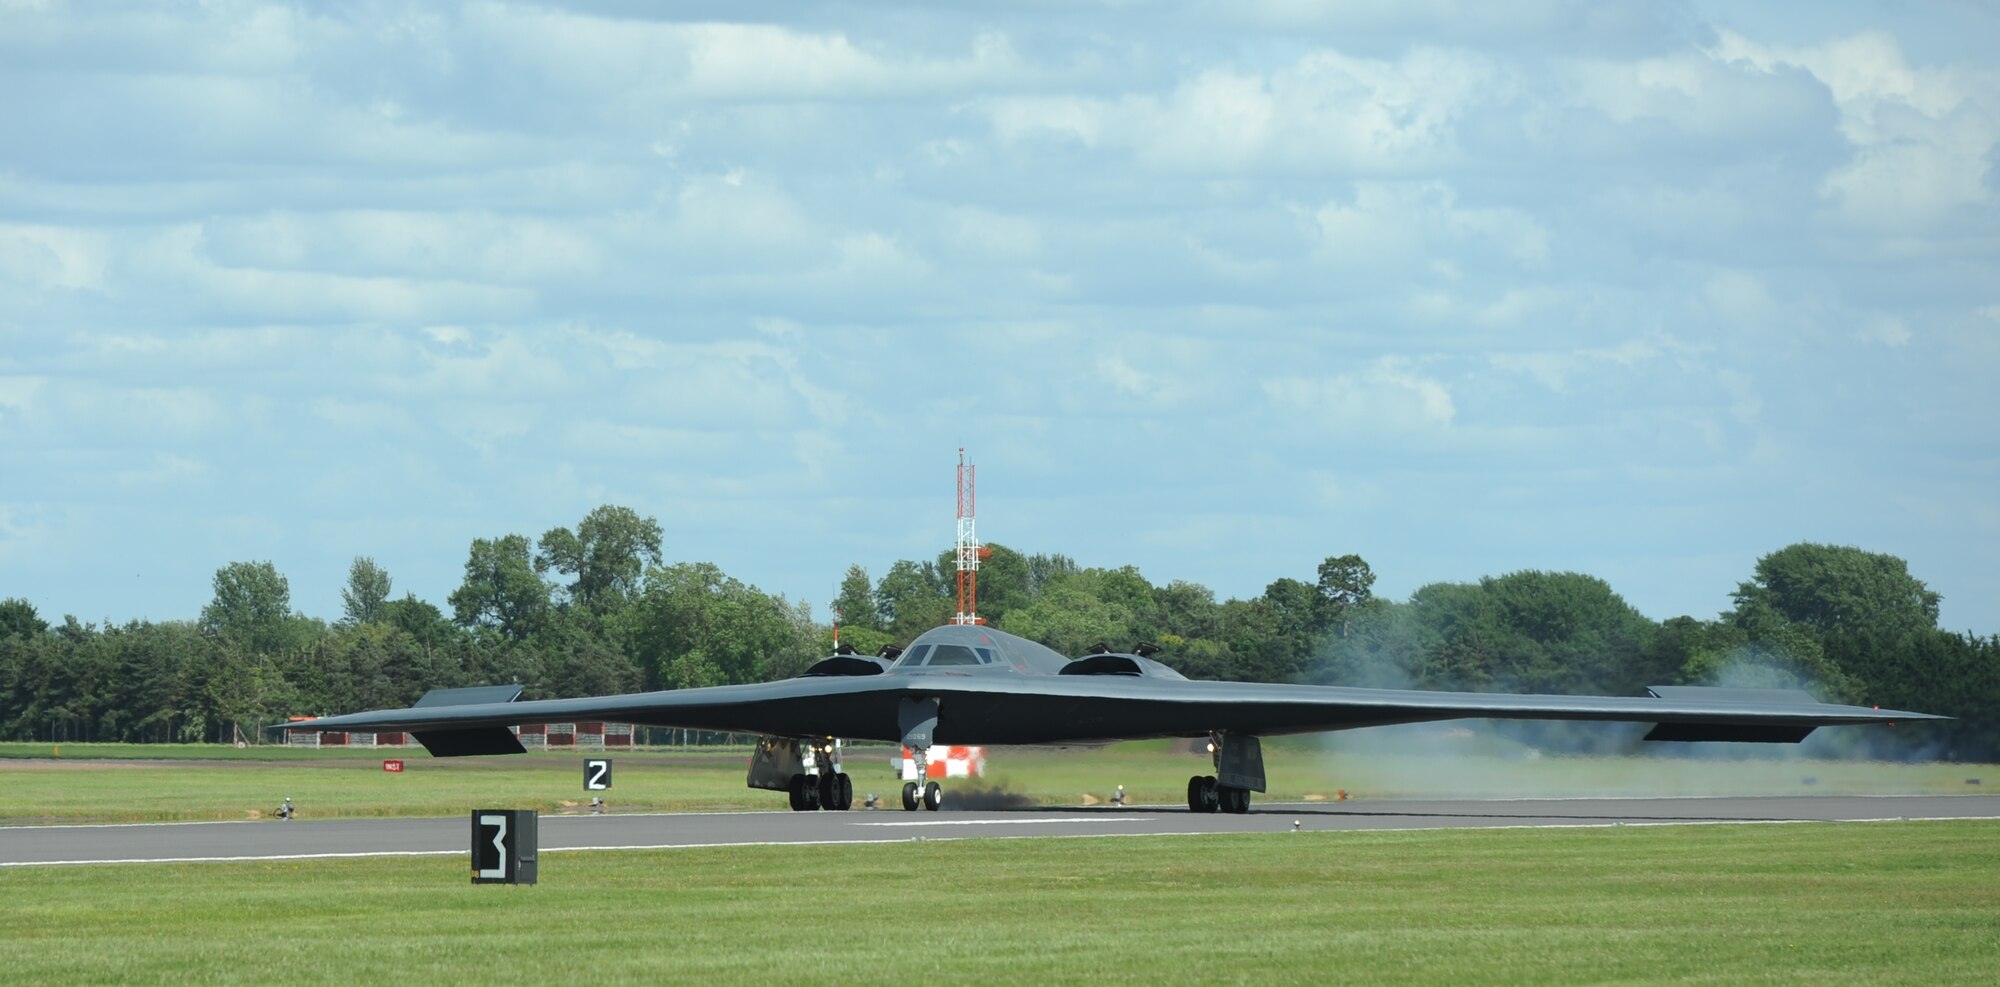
(925, 644, 985, 666)
(896, 645, 932, 667)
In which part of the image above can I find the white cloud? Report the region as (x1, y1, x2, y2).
(1710, 28, 1997, 230)
(666, 172, 818, 254)
(984, 96, 1105, 146)
(1562, 48, 1832, 142)
(984, 46, 1500, 174)
(463, 6, 1027, 104)
(0, 224, 109, 290)
(1855, 317, 1912, 348)
(1488, 337, 1661, 392)
(1700, 269, 1785, 334)
(0, 375, 46, 418)
(1308, 181, 1550, 271)
(1263, 358, 1457, 433)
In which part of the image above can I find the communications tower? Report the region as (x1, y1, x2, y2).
(952, 448, 990, 625)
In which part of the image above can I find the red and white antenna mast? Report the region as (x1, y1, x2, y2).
(952, 448, 988, 625)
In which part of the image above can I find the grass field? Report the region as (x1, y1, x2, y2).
(1, 738, 1993, 823)
(1, 821, 1994, 985)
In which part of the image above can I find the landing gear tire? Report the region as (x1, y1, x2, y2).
(902, 781, 920, 811)
(817, 771, 838, 810)
(1187, 775, 1221, 813)
(1219, 785, 1250, 814)
(788, 774, 822, 812)
(923, 781, 943, 811)
(836, 773, 854, 811)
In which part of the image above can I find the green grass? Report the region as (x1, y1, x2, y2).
(2, 739, 1993, 823)
(1, 821, 1995, 985)
(0, 748, 766, 822)
(0, 741, 431, 761)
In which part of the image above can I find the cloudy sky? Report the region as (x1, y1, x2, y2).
(2, 1, 1995, 636)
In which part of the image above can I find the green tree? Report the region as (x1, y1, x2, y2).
(535, 505, 664, 612)
(1216, 595, 1298, 682)
(932, 542, 1034, 624)
(1475, 571, 1660, 695)
(206, 644, 297, 731)
(1315, 598, 1440, 688)
(1089, 566, 1161, 642)
(1255, 577, 1321, 679)
(339, 557, 393, 626)
(449, 535, 549, 641)
(875, 559, 950, 640)
(1719, 543, 1949, 710)
(381, 593, 457, 656)
(664, 649, 725, 690)
(531, 612, 641, 698)
(631, 562, 803, 687)
(1734, 543, 1940, 641)
(832, 564, 876, 632)
(200, 561, 296, 654)
(1315, 554, 1377, 638)
(998, 581, 1135, 658)
(0, 598, 47, 640)
(1024, 552, 1080, 596)
(820, 624, 895, 660)
(1155, 580, 1222, 643)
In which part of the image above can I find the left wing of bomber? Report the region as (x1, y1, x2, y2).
(269, 673, 925, 756)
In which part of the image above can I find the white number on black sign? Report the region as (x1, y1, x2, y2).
(585, 758, 612, 791)
(476, 813, 509, 879)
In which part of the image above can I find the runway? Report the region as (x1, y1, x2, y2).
(5, 795, 1996, 867)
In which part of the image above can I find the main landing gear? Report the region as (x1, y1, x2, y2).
(789, 770, 854, 811)
(1187, 732, 1260, 814)
(1185, 774, 1251, 813)
(748, 736, 854, 811)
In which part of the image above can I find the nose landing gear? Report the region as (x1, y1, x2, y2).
(899, 742, 944, 810)
(901, 779, 943, 811)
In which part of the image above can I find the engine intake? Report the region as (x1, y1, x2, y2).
(802, 654, 891, 677)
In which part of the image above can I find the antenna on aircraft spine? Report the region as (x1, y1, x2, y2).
(952, 448, 988, 625)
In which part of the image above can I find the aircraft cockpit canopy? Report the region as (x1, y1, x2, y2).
(892, 643, 1000, 668)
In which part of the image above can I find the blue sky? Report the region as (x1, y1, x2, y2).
(2, 1, 1995, 634)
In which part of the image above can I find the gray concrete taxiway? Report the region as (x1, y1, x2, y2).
(5, 795, 1998, 867)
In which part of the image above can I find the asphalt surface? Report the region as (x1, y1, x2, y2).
(5, 795, 1997, 866)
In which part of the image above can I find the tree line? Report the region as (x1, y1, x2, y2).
(2, 504, 1994, 759)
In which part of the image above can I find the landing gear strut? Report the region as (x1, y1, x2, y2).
(1187, 731, 1261, 814)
